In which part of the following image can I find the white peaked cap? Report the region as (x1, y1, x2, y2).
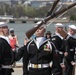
(55, 23, 64, 27)
(0, 22, 7, 27)
(69, 25, 76, 30)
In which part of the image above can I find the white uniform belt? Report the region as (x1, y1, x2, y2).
(70, 49, 74, 51)
(29, 63, 50, 68)
(59, 51, 63, 54)
(2, 65, 12, 69)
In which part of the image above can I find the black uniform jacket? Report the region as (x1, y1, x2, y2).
(51, 34, 66, 74)
(0, 38, 14, 68)
(68, 36, 76, 47)
(15, 38, 55, 75)
(67, 37, 76, 62)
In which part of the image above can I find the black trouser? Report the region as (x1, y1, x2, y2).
(0, 68, 14, 75)
(67, 65, 73, 75)
(52, 67, 62, 75)
(28, 67, 51, 75)
(66, 61, 73, 75)
(13, 51, 16, 67)
(52, 52, 64, 75)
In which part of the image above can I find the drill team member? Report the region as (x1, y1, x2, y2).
(65, 25, 76, 75)
(15, 26, 56, 75)
(51, 23, 66, 75)
(0, 22, 14, 75)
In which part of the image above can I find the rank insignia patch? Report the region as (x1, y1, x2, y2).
(44, 45, 50, 51)
(30, 44, 35, 46)
(52, 38, 56, 41)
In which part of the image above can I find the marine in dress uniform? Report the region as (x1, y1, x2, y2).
(51, 23, 66, 75)
(15, 26, 55, 75)
(0, 22, 14, 75)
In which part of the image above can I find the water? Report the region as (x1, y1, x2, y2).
(8, 22, 76, 63)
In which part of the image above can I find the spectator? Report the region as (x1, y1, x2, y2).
(45, 31, 52, 39)
(9, 28, 19, 67)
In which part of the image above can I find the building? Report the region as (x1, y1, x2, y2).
(67, 0, 76, 2)
(0, 0, 21, 5)
(0, 0, 75, 6)
(23, 0, 52, 8)
(22, 0, 26, 3)
(12, 0, 27, 4)
(11, 0, 16, 4)
(0, 0, 11, 5)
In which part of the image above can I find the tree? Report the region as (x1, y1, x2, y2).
(70, 15, 76, 21)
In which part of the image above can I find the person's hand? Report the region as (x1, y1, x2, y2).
(60, 63, 65, 68)
(57, 29, 68, 39)
(24, 39, 29, 45)
(75, 52, 76, 54)
(64, 52, 68, 56)
(71, 61, 76, 66)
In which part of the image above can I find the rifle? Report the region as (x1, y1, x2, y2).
(26, 0, 60, 39)
(46, 0, 66, 27)
(46, 11, 67, 27)
(26, 2, 76, 39)
(46, 0, 60, 17)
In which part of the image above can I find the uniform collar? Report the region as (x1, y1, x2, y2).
(36, 37, 46, 42)
(0, 35, 10, 44)
(34, 37, 46, 49)
(68, 32, 75, 38)
(55, 32, 63, 40)
(68, 33, 72, 36)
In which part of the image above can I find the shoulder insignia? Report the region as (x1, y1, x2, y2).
(52, 38, 56, 41)
(30, 44, 35, 46)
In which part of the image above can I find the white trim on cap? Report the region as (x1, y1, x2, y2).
(69, 25, 76, 30)
(55, 23, 64, 27)
(0, 22, 7, 27)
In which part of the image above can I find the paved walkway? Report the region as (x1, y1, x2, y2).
(12, 63, 23, 75)
(12, 68, 23, 75)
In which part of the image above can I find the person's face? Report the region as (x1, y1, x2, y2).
(69, 28, 76, 35)
(0, 27, 2, 32)
(35, 27, 46, 37)
(56, 27, 63, 32)
(2, 26, 9, 36)
(46, 34, 51, 39)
